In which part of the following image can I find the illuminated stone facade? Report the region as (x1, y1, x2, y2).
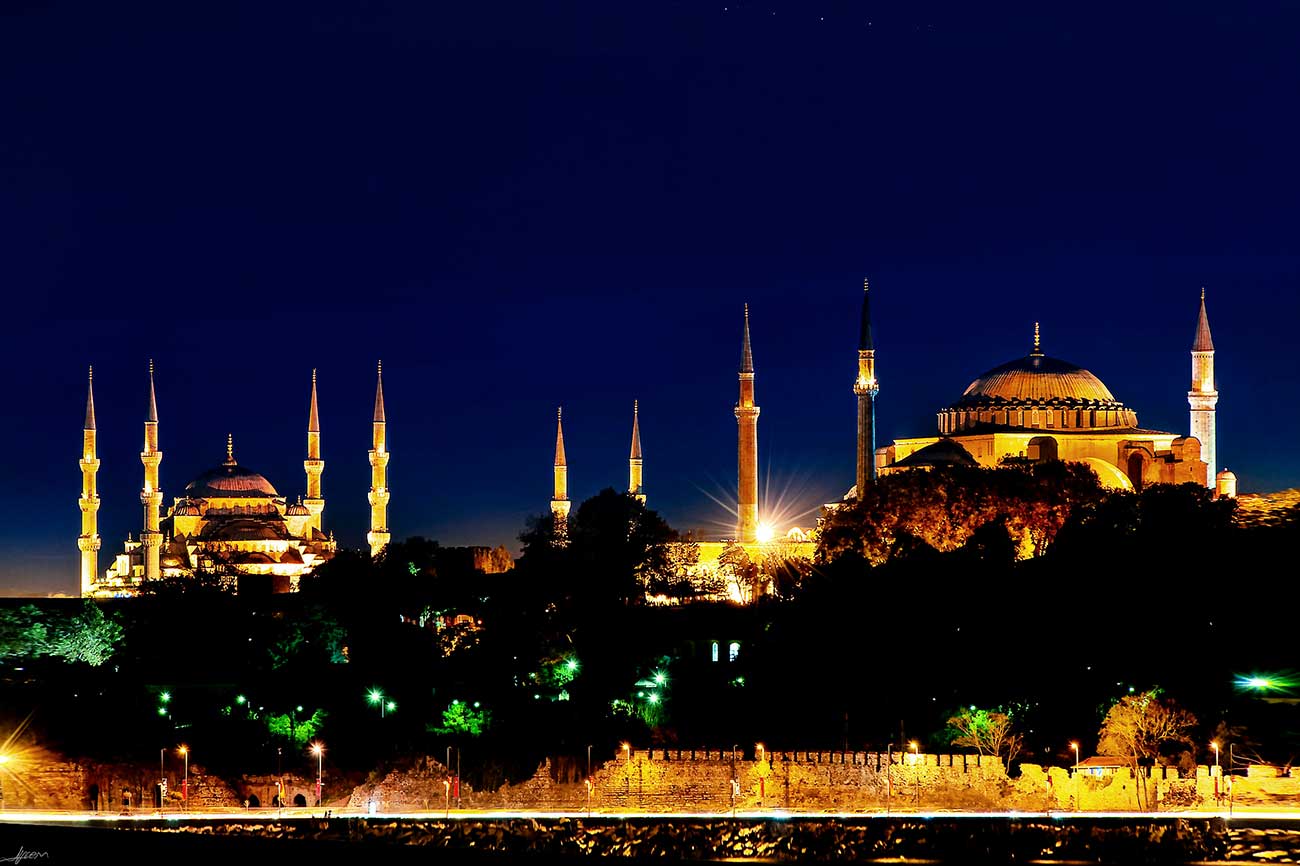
(877, 301, 1214, 491)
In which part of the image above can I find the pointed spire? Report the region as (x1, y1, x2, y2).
(1193, 288, 1215, 352)
(146, 359, 158, 423)
(84, 365, 96, 430)
(740, 303, 754, 373)
(630, 400, 642, 459)
(373, 361, 386, 423)
(554, 406, 567, 467)
(225, 433, 235, 464)
(858, 278, 874, 351)
(308, 368, 321, 432)
(1032, 321, 1042, 355)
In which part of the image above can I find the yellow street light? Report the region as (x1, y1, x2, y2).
(178, 745, 189, 809)
(1070, 741, 1080, 812)
(310, 742, 324, 806)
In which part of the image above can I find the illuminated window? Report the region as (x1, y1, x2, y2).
(728, 642, 740, 663)
(711, 642, 719, 663)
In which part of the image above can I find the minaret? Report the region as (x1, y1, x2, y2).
(303, 369, 325, 533)
(735, 304, 760, 543)
(853, 278, 880, 497)
(629, 400, 645, 504)
(140, 360, 164, 582)
(367, 361, 391, 558)
(550, 407, 570, 537)
(78, 366, 101, 597)
(1189, 288, 1218, 487)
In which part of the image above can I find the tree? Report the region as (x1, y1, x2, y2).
(818, 462, 1106, 565)
(1097, 689, 1197, 810)
(945, 706, 1023, 766)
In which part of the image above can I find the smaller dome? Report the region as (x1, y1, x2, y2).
(173, 499, 201, 517)
(286, 501, 310, 516)
(1216, 469, 1237, 481)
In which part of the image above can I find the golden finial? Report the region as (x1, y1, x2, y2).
(149, 358, 154, 375)
(312, 367, 317, 385)
(377, 359, 382, 376)
(863, 277, 869, 292)
(1201, 286, 1206, 301)
(557, 405, 563, 422)
(226, 433, 234, 462)
(634, 399, 638, 416)
(1033, 321, 1041, 353)
(88, 365, 93, 381)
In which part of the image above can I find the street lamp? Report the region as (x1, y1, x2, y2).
(310, 742, 323, 807)
(367, 688, 387, 718)
(885, 742, 892, 815)
(159, 748, 165, 811)
(1070, 742, 1080, 812)
(909, 741, 920, 809)
(178, 746, 188, 810)
(1211, 741, 1221, 805)
(1229, 743, 1235, 817)
(586, 745, 593, 817)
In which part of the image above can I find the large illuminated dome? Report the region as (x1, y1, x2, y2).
(183, 462, 279, 498)
(938, 331, 1137, 435)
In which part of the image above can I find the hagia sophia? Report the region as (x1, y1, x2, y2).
(77, 285, 1228, 599)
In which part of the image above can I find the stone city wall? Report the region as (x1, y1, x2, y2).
(11, 748, 1300, 813)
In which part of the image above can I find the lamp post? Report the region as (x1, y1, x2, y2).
(909, 741, 920, 810)
(1211, 741, 1220, 805)
(731, 744, 739, 818)
(586, 744, 593, 817)
(368, 688, 386, 718)
(310, 743, 323, 807)
(178, 746, 188, 810)
(1070, 742, 1080, 812)
(1229, 743, 1235, 817)
(885, 743, 892, 816)
(159, 747, 165, 811)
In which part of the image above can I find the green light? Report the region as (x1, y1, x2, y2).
(566, 659, 579, 672)
(159, 691, 171, 703)
(157, 706, 167, 716)
(296, 705, 304, 713)
(235, 695, 246, 705)
(386, 701, 396, 712)
(647, 693, 660, 704)
(367, 689, 383, 705)
(653, 671, 667, 686)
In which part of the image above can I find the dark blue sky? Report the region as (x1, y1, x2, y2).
(3, 2, 1299, 595)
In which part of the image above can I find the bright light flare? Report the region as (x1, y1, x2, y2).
(310, 742, 323, 756)
(1235, 672, 1299, 693)
(755, 523, 775, 543)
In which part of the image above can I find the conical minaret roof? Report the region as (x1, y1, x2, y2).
(1193, 288, 1214, 352)
(858, 278, 874, 351)
(554, 407, 567, 467)
(308, 368, 321, 432)
(146, 359, 158, 423)
(373, 361, 386, 423)
(740, 304, 754, 373)
(84, 366, 96, 430)
(630, 400, 642, 459)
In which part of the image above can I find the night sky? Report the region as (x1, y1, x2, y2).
(3, 2, 1299, 596)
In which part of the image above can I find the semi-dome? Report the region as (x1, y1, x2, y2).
(185, 463, 279, 498)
